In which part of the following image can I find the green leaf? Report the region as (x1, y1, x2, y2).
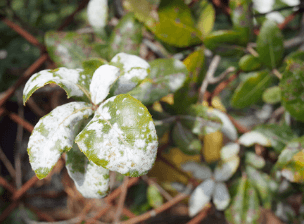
(256, 20, 284, 69)
(239, 54, 262, 72)
(280, 59, 304, 122)
(45, 31, 101, 68)
(231, 70, 273, 108)
(128, 58, 188, 105)
(110, 53, 150, 95)
(150, 0, 202, 47)
(23, 67, 91, 104)
(196, 1, 215, 39)
(246, 166, 276, 209)
(245, 152, 265, 169)
(262, 86, 281, 104)
(66, 143, 110, 198)
(108, 13, 143, 59)
(172, 122, 202, 155)
(75, 94, 158, 177)
(183, 47, 205, 84)
(28, 102, 93, 179)
(254, 124, 296, 153)
(225, 176, 260, 224)
(229, 0, 253, 45)
(147, 185, 164, 208)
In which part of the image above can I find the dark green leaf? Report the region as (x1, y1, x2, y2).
(196, 1, 215, 38)
(262, 86, 281, 104)
(256, 20, 284, 69)
(239, 54, 262, 72)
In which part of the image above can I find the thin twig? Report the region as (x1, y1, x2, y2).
(211, 70, 241, 98)
(209, 66, 235, 84)
(26, 98, 46, 117)
(0, 145, 16, 179)
(278, 11, 299, 30)
(15, 90, 23, 189)
(272, 69, 282, 79)
(143, 38, 171, 58)
(8, 111, 34, 133)
(0, 176, 16, 194)
(186, 204, 211, 224)
(142, 175, 173, 201)
(12, 175, 39, 201)
(113, 177, 129, 223)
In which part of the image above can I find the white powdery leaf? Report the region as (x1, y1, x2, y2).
(211, 109, 238, 141)
(238, 131, 272, 147)
(76, 94, 158, 177)
(189, 179, 215, 217)
(87, 0, 108, 30)
(23, 67, 85, 104)
(111, 53, 150, 94)
(181, 161, 212, 180)
(221, 143, 240, 161)
(213, 182, 230, 210)
(66, 145, 109, 198)
(90, 65, 120, 104)
(214, 156, 240, 182)
(28, 102, 93, 179)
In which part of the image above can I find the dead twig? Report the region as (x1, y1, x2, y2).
(186, 204, 212, 224)
(0, 146, 16, 179)
(142, 175, 173, 201)
(113, 177, 129, 223)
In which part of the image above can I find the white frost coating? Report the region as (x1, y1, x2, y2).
(281, 169, 295, 182)
(211, 109, 238, 141)
(90, 65, 120, 104)
(174, 59, 186, 69)
(97, 105, 112, 120)
(28, 102, 93, 178)
(220, 143, 240, 161)
(168, 73, 185, 91)
(214, 157, 240, 182)
(213, 182, 230, 211)
(182, 162, 212, 180)
(238, 131, 272, 147)
(87, 0, 108, 30)
(24, 67, 84, 102)
(189, 179, 214, 217)
(66, 149, 109, 198)
(111, 53, 150, 94)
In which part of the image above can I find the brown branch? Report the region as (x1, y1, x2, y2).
(8, 111, 34, 133)
(0, 176, 16, 194)
(113, 177, 129, 223)
(12, 175, 39, 201)
(142, 175, 173, 201)
(278, 11, 299, 30)
(211, 70, 241, 98)
(0, 146, 16, 179)
(226, 114, 250, 133)
(25, 204, 56, 222)
(186, 205, 211, 224)
(212, 0, 231, 15)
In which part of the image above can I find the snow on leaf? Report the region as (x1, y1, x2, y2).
(23, 67, 89, 105)
(28, 102, 93, 179)
(213, 182, 230, 210)
(66, 144, 110, 198)
(238, 131, 272, 147)
(189, 179, 214, 217)
(87, 0, 108, 30)
(220, 143, 240, 161)
(90, 65, 120, 105)
(214, 156, 240, 182)
(111, 53, 150, 95)
(75, 94, 158, 177)
(181, 161, 212, 180)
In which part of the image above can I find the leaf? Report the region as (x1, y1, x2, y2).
(214, 156, 240, 182)
(108, 13, 143, 59)
(150, 0, 201, 47)
(245, 152, 265, 169)
(280, 59, 304, 122)
(66, 143, 110, 198)
(172, 122, 202, 155)
(239, 54, 262, 72)
(189, 179, 214, 217)
(203, 131, 223, 163)
(213, 182, 230, 210)
(45, 31, 101, 68)
(221, 143, 240, 161)
(128, 58, 188, 105)
(238, 131, 272, 147)
(183, 47, 205, 84)
(182, 161, 212, 180)
(110, 53, 150, 95)
(23, 67, 90, 104)
(256, 20, 284, 69)
(231, 70, 273, 109)
(90, 65, 120, 105)
(87, 0, 108, 31)
(254, 124, 296, 153)
(75, 94, 158, 177)
(147, 185, 163, 208)
(229, 0, 253, 45)
(27, 102, 93, 179)
(197, 1, 215, 39)
(225, 176, 260, 224)
(262, 86, 281, 104)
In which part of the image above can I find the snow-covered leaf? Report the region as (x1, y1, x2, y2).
(23, 68, 90, 105)
(214, 156, 240, 182)
(181, 161, 212, 180)
(28, 102, 93, 179)
(245, 152, 265, 169)
(110, 53, 150, 95)
(189, 179, 214, 217)
(211, 109, 237, 141)
(75, 94, 158, 177)
(213, 182, 230, 210)
(221, 143, 240, 161)
(87, 0, 108, 31)
(66, 144, 110, 198)
(238, 131, 272, 147)
(90, 65, 120, 105)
